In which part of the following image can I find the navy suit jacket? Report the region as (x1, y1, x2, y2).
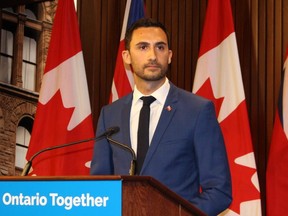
(90, 83, 232, 215)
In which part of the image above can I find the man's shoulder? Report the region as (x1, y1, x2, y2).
(103, 93, 133, 110)
(170, 83, 211, 104)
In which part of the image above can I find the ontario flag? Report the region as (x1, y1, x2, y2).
(192, 0, 261, 215)
(109, 0, 145, 103)
(25, 0, 94, 175)
(266, 48, 288, 215)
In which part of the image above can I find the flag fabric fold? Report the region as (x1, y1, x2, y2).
(26, 0, 94, 175)
(109, 0, 145, 103)
(266, 48, 288, 216)
(192, 0, 262, 215)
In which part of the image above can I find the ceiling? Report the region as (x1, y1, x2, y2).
(0, 0, 52, 8)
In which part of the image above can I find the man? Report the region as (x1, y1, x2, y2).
(90, 18, 232, 215)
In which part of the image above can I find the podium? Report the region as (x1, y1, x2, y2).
(0, 175, 206, 216)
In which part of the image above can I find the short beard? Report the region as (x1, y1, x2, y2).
(136, 65, 167, 81)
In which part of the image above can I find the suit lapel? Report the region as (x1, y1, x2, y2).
(120, 94, 133, 148)
(141, 84, 179, 172)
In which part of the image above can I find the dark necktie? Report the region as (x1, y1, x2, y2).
(137, 96, 156, 174)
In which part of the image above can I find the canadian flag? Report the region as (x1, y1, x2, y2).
(266, 48, 288, 215)
(109, 0, 145, 103)
(25, 0, 94, 175)
(192, 0, 262, 215)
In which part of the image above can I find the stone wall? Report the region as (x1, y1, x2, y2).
(0, 84, 38, 175)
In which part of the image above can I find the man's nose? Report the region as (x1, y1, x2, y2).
(148, 48, 157, 60)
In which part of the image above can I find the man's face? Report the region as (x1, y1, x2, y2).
(122, 27, 172, 82)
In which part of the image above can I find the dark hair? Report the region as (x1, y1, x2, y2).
(124, 18, 171, 50)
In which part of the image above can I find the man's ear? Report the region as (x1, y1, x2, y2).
(122, 50, 131, 64)
(168, 50, 173, 64)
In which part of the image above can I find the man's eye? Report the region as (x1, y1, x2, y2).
(139, 45, 148, 50)
(157, 45, 165, 50)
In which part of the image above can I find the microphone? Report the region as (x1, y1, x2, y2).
(106, 136, 137, 176)
(21, 126, 120, 176)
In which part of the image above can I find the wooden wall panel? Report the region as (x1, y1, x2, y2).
(79, 0, 288, 214)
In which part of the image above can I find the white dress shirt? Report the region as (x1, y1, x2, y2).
(130, 78, 170, 154)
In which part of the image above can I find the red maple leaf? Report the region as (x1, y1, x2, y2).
(28, 90, 94, 175)
(195, 78, 224, 117)
(195, 78, 260, 213)
(221, 102, 260, 213)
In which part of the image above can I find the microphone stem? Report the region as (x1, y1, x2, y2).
(129, 160, 136, 176)
(106, 136, 136, 176)
(21, 127, 120, 176)
(21, 137, 95, 176)
(21, 161, 32, 176)
(21, 136, 102, 176)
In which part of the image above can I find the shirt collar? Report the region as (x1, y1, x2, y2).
(132, 78, 170, 106)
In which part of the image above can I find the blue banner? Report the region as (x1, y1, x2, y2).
(0, 180, 122, 216)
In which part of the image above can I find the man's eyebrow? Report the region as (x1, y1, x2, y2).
(155, 41, 167, 46)
(135, 41, 168, 46)
(135, 41, 150, 46)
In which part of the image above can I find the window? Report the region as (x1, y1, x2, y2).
(1, 7, 38, 91)
(22, 35, 36, 91)
(15, 126, 30, 169)
(22, 8, 37, 91)
(0, 29, 13, 84)
(15, 117, 33, 170)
